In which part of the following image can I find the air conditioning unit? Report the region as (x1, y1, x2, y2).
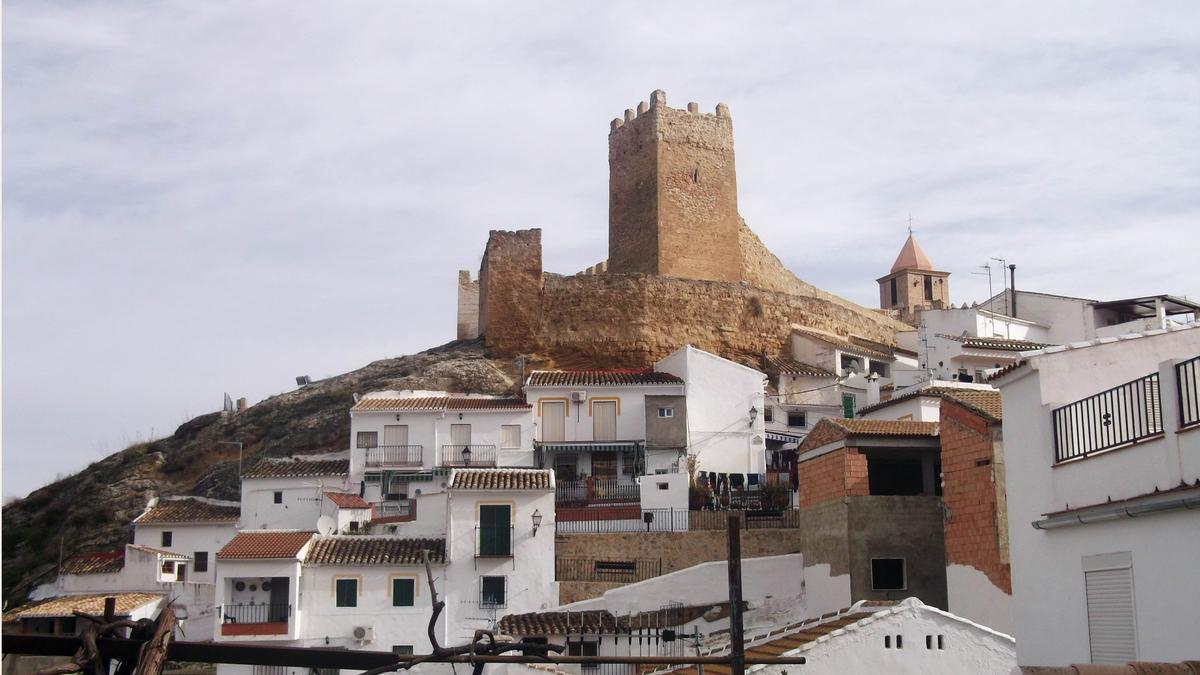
(570, 391, 587, 402)
(353, 625, 375, 643)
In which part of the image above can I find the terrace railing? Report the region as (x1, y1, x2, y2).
(1052, 372, 1163, 463)
(556, 477, 640, 505)
(441, 444, 497, 467)
(1177, 356, 1200, 429)
(364, 445, 423, 468)
(220, 603, 290, 625)
(555, 557, 662, 583)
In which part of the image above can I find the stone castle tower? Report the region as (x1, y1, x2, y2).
(876, 233, 951, 325)
(607, 90, 742, 282)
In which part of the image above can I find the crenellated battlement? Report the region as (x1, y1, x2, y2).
(609, 89, 731, 133)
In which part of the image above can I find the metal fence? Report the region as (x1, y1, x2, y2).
(220, 604, 290, 624)
(556, 477, 641, 505)
(554, 507, 801, 534)
(1178, 356, 1200, 428)
(555, 557, 662, 583)
(440, 444, 497, 467)
(1052, 372, 1163, 463)
(364, 445, 423, 468)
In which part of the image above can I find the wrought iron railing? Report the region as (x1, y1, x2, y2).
(220, 603, 290, 624)
(1177, 356, 1200, 429)
(555, 557, 662, 583)
(556, 477, 640, 505)
(364, 445, 423, 468)
(441, 444, 497, 467)
(1052, 372, 1163, 463)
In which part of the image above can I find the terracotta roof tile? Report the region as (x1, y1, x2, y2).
(134, 497, 240, 524)
(323, 491, 371, 509)
(987, 360, 1026, 382)
(500, 604, 735, 636)
(890, 233, 935, 273)
(938, 334, 1057, 352)
(449, 468, 553, 490)
(940, 389, 1003, 422)
(305, 536, 446, 565)
(3, 593, 163, 622)
(526, 370, 683, 387)
(242, 458, 349, 479)
(826, 418, 938, 437)
(126, 544, 189, 560)
(790, 327, 894, 360)
(761, 356, 836, 378)
(217, 531, 314, 560)
(856, 386, 972, 416)
(60, 550, 125, 575)
(352, 397, 530, 412)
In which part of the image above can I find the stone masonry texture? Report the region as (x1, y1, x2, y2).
(457, 270, 480, 340)
(940, 399, 1012, 593)
(478, 229, 543, 357)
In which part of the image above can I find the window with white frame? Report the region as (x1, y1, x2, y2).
(501, 425, 521, 449)
(657, 406, 674, 418)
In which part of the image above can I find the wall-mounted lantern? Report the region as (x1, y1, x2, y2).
(531, 509, 543, 536)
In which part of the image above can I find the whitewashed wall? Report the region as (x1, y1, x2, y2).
(214, 558, 304, 642)
(526, 384, 683, 444)
(132, 522, 237, 585)
(241, 475, 350, 530)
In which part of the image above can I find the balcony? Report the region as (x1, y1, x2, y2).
(441, 444, 497, 467)
(373, 499, 416, 524)
(219, 603, 290, 637)
(556, 476, 640, 506)
(364, 445, 423, 468)
(1052, 372, 1163, 463)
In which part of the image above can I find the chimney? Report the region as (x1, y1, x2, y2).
(1008, 264, 1017, 318)
(867, 373, 882, 407)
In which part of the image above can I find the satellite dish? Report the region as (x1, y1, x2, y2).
(317, 515, 335, 535)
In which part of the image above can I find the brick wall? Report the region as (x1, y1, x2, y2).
(940, 400, 1011, 593)
(796, 448, 869, 507)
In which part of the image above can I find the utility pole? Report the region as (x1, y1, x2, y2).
(727, 514, 745, 675)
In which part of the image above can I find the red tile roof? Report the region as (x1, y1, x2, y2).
(938, 334, 1056, 351)
(242, 458, 349, 479)
(856, 386, 964, 416)
(3, 593, 163, 622)
(217, 531, 314, 560)
(449, 468, 553, 490)
(305, 536, 446, 565)
(940, 389, 1003, 422)
(60, 550, 125, 575)
(133, 497, 240, 524)
(824, 418, 939, 437)
(526, 370, 684, 387)
(761, 356, 836, 378)
(790, 327, 894, 360)
(352, 396, 530, 412)
(323, 491, 371, 509)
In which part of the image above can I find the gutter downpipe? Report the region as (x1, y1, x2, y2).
(1032, 493, 1200, 530)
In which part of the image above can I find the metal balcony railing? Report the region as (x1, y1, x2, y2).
(1177, 356, 1200, 429)
(1052, 372, 1163, 463)
(220, 603, 290, 624)
(364, 445, 423, 468)
(441, 444, 497, 467)
(555, 477, 640, 505)
(373, 499, 416, 522)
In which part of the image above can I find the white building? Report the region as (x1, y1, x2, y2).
(914, 307, 1056, 384)
(994, 323, 1200, 666)
(663, 597, 1015, 675)
(131, 496, 241, 585)
(240, 457, 353, 530)
(980, 290, 1199, 343)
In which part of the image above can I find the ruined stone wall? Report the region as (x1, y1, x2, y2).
(477, 229, 543, 356)
(456, 270, 480, 340)
(533, 272, 906, 368)
(608, 92, 742, 283)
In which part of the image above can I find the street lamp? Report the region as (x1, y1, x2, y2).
(531, 509, 542, 536)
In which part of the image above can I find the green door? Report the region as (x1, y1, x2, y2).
(478, 505, 512, 556)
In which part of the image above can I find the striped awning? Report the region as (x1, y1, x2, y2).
(536, 442, 641, 453)
(767, 431, 804, 443)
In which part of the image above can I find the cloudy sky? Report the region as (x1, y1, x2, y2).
(4, 2, 1198, 499)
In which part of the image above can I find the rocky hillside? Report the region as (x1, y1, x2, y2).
(1, 339, 519, 605)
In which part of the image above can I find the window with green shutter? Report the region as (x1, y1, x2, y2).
(393, 578, 415, 607)
(478, 505, 512, 556)
(842, 393, 856, 419)
(335, 578, 357, 607)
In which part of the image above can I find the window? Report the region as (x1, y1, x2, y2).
(393, 646, 414, 656)
(161, 531, 172, 547)
(161, 561, 175, 574)
(349, 521, 360, 532)
(871, 558, 906, 591)
(383, 424, 409, 447)
(869, 361, 890, 378)
(657, 407, 674, 418)
(842, 393, 856, 418)
(194, 552, 208, 573)
(620, 450, 636, 476)
(786, 411, 807, 428)
(974, 369, 986, 383)
(501, 425, 521, 449)
(957, 368, 973, 383)
(763, 407, 773, 422)
(273, 491, 283, 504)
(592, 401, 618, 441)
(478, 504, 512, 556)
(357, 431, 378, 448)
(480, 576, 506, 608)
(541, 400, 567, 442)
(839, 354, 862, 375)
(335, 578, 358, 607)
(890, 277, 898, 306)
(393, 578, 415, 607)
(1083, 552, 1137, 663)
(924, 275, 933, 301)
(569, 641, 599, 670)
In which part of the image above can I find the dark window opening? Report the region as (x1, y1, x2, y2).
(786, 411, 807, 428)
(161, 531, 172, 547)
(839, 354, 862, 375)
(897, 634, 904, 649)
(594, 560, 637, 575)
(884, 635, 891, 649)
(763, 407, 773, 422)
(194, 551, 208, 573)
(867, 457, 931, 496)
(890, 277, 898, 306)
(349, 521, 360, 532)
(926, 635, 932, 649)
(869, 361, 890, 378)
(336, 578, 357, 607)
(924, 275, 933, 301)
(393, 578, 415, 607)
(871, 558, 906, 591)
(937, 635, 944, 650)
(273, 491, 283, 504)
(393, 646, 414, 656)
(481, 576, 506, 608)
(569, 641, 599, 671)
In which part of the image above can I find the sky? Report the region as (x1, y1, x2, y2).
(4, 1, 1199, 499)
